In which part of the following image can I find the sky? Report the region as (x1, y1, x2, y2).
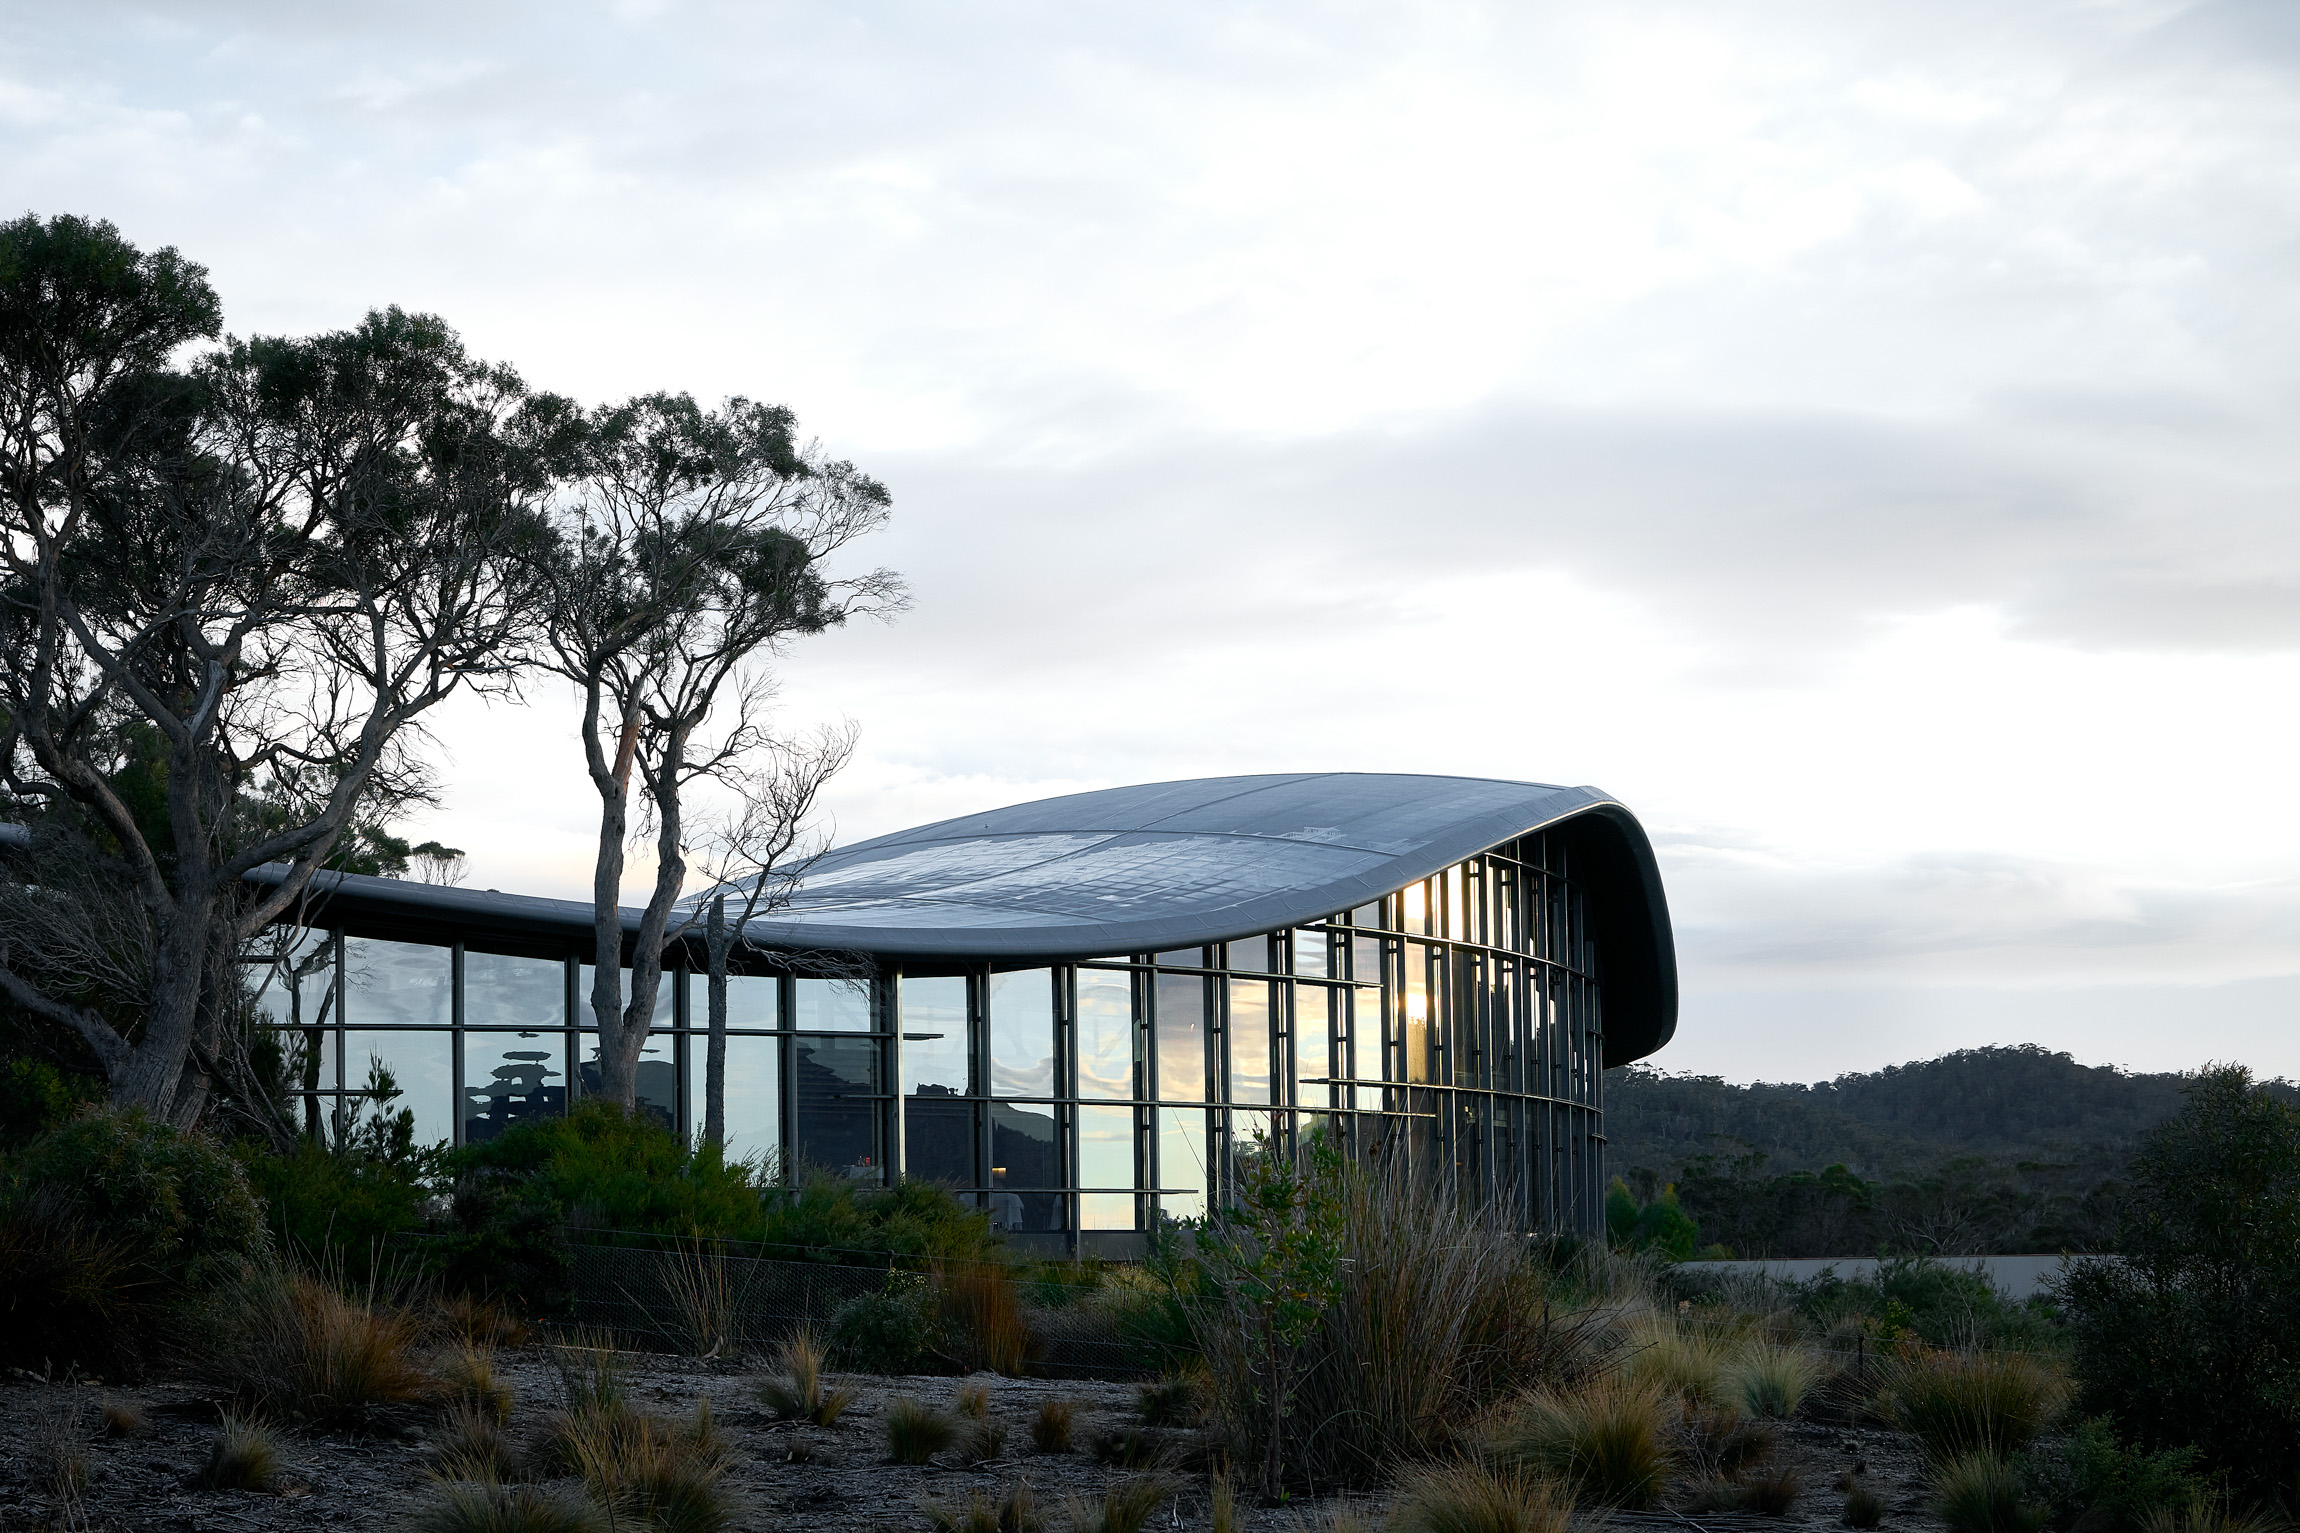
(10, 0, 2300, 1083)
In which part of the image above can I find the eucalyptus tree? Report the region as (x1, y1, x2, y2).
(543, 394, 902, 1114)
(0, 213, 568, 1124)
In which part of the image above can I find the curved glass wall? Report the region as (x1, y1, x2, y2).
(265, 827, 1607, 1236)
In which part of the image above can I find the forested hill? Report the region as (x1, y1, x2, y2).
(1604, 1044, 2298, 1184)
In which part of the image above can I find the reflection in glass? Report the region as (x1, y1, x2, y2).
(900, 975, 971, 1187)
(691, 971, 779, 1030)
(1296, 985, 1332, 1106)
(466, 951, 564, 1029)
(577, 1031, 677, 1132)
(344, 938, 450, 1025)
(1155, 973, 1205, 1103)
(1226, 938, 1268, 973)
(1352, 987, 1384, 1097)
(1154, 949, 1203, 968)
(464, 1032, 565, 1142)
(1074, 969, 1134, 1101)
(343, 1029, 453, 1148)
(990, 1102, 1062, 1231)
(687, 1031, 780, 1171)
(794, 977, 871, 1032)
(1227, 980, 1271, 1105)
(1403, 880, 1430, 935)
(988, 969, 1055, 1098)
(577, 964, 675, 1030)
(1077, 1104, 1135, 1229)
(795, 1034, 878, 1178)
(1292, 929, 1330, 979)
(1156, 1106, 1207, 1220)
(1404, 944, 1432, 1084)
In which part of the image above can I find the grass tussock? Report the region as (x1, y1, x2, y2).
(887, 1396, 958, 1464)
(1881, 1350, 2069, 1461)
(409, 1479, 610, 1533)
(938, 1263, 1038, 1375)
(757, 1329, 853, 1426)
(445, 1344, 515, 1424)
(1135, 1372, 1205, 1427)
(923, 1481, 1044, 1533)
(441, 1293, 531, 1349)
(1383, 1459, 1572, 1533)
(1030, 1397, 1078, 1453)
(198, 1267, 436, 1423)
(198, 1410, 283, 1492)
(436, 1400, 523, 1482)
(955, 1414, 1009, 1465)
(2139, 1501, 2287, 1533)
(1062, 1474, 1177, 1533)
(1620, 1314, 1737, 1407)
(101, 1396, 149, 1438)
(1843, 1482, 1885, 1528)
(560, 1399, 732, 1533)
(548, 1336, 628, 1420)
(1732, 1342, 1822, 1420)
(1677, 1403, 1776, 1481)
(1933, 1451, 2046, 1533)
(662, 1239, 741, 1360)
(1485, 1375, 1677, 1509)
(36, 1395, 92, 1507)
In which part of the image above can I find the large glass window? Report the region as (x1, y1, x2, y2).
(900, 975, 971, 1187)
(577, 1031, 678, 1132)
(1296, 985, 1332, 1107)
(691, 971, 780, 1030)
(464, 1032, 565, 1143)
(1292, 929, 1331, 979)
(344, 938, 450, 1025)
(576, 964, 674, 1030)
(1226, 937, 1269, 973)
(1155, 973, 1206, 1103)
(1074, 969, 1134, 1101)
(988, 969, 1055, 1098)
(1227, 979, 1272, 1104)
(1156, 1105, 1207, 1220)
(466, 951, 563, 1029)
(1077, 1104, 1136, 1230)
(687, 1031, 780, 1171)
(989, 1101, 1062, 1232)
(1404, 943, 1433, 1084)
(343, 1029, 453, 1148)
(794, 977, 871, 1031)
(795, 1034, 878, 1178)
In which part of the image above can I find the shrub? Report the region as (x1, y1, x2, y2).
(10, 1106, 271, 1288)
(757, 1329, 852, 1426)
(236, 1137, 432, 1287)
(1881, 1349, 2068, 1462)
(1135, 1372, 1206, 1427)
(442, 1292, 531, 1349)
(1384, 1459, 1571, 1533)
(2054, 1067, 2300, 1500)
(1935, 1451, 2047, 1533)
(0, 1213, 152, 1374)
(2017, 1417, 2211, 1533)
(1732, 1343, 1822, 1420)
(0, 1059, 100, 1151)
(2138, 1502, 2283, 1533)
(886, 1396, 957, 1463)
(1486, 1376, 1677, 1509)
(1844, 1482, 1885, 1528)
(1789, 1258, 2057, 1353)
(195, 1266, 436, 1423)
(937, 1261, 1037, 1374)
(1031, 1397, 1078, 1454)
(409, 1481, 610, 1533)
(828, 1273, 936, 1373)
(198, 1410, 283, 1491)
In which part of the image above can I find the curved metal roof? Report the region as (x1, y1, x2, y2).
(731, 772, 1676, 1064)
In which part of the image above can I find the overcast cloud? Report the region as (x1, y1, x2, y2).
(10, 0, 2300, 1081)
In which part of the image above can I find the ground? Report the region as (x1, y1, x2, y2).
(0, 1349, 1953, 1532)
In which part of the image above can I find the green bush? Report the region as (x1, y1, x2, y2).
(2018, 1417, 2210, 1533)
(2054, 1066, 2300, 1501)
(8, 1106, 272, 1288)
(1787, 1257, 2060, 1351)
(237, 1138, 433, 1284)
(828, 1273, 936, 1374)
(1606, 1176, 1698, 1261)
(0, 1059, 102, 1151)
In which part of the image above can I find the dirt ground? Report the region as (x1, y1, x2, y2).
(0, 1349, 1954, 1533)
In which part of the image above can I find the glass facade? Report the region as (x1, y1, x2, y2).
(262, 828, 1608, 1236)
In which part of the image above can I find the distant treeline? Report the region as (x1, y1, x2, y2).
(1603, 1044, 2300, 1258)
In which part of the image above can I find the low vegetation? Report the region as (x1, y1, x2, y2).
(1880, 1347, 2069, 1461)
(756, 1329, 851, 1426)
(886, 1395, 959, 1464)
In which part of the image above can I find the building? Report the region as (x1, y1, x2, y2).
(256, 771, 1676, 1249)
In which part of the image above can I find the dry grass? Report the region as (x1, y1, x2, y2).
(445, 1344, 515, 1424)
(437, 1400, 524, 1482)
(887, 1396, 959, 1464)
(1210, 1474, 1237, 1533)
(441, 1293, 531, 1349)
(198, 1267, 437, 1423)
(409, 1479, 611, 1533)
(1880, 1350, 2069, 1461)
(938, 1263, 1038, 1375)
(100, 1397, 149, 1438)
(1932, 1451, 2045, 1533)
(923, 1481, 1045, 1533)
(1844, 1482, 1885, 1528)
(559, 1398, 733, 1533)
(1062, 1474, 1178, 1533)
(1677, 1403, 1776, 1481)
(548, 1335, 628, 1420)
(36, 1394, 92, 1530)
(956, 1414, 1010, 1466)
(1619, 1313, 1737, 1407)
(1136, 1372, 1206, 1427)
(2140, 1500, 2288, 1533)
(1485, 1375, 1677, 1509)
(662, 1239, 741, 1360)
(757, 1328, 853, 1426)
(1731, 1342, 1822, 1420)
(1383, 1459, 1573, 1533)
(956, 1380, 993, 1418)
(198, 1410, 283, 1492)
(1031, 1397, 1079, 1453)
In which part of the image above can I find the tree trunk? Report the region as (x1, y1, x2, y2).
(706, 894, 728, 1151)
